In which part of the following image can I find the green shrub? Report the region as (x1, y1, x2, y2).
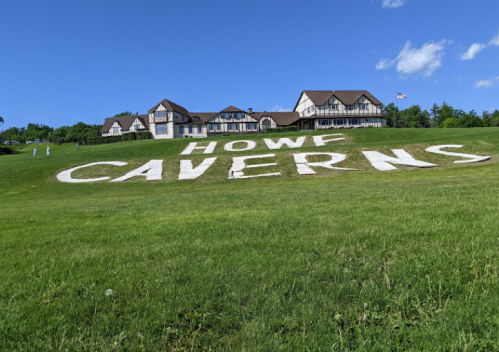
(221, 133, 230, 136)
(265, 126, 298, 133)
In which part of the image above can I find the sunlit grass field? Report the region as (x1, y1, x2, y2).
(1, 128, 499, 351)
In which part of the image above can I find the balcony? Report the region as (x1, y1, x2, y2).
(303, 110, 384, 117)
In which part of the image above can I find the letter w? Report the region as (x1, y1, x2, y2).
(263, 137, 306, 150)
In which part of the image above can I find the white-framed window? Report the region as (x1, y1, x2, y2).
(335, 119, 344, 125)
(155, 124, 167, 135)
(188, 126, 193, 134)
(209, 124, 220, 131)
(367, 118, 378, 123)
(360, 104, 369, 110)
(198, 126, 202, 134)
(235, 112, 244, 119)
(345, 105, 354, 110)
(350, 118, 359, 125)
(222, 112, 232, 119)
(179, 126, 184, 134)
(228, 123, 239, 131)
(134, 124, 140, 131)
(154, 111, 167, 118)
(112, 127, 119, 135)
(319, 119, 331, 126)
(246, 123, 257, 130)
(329, 104, 338, 110)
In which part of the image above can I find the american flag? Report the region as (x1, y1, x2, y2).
(397, 93, 407, 99)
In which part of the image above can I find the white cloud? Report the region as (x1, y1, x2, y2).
(475, 76, 499, 89)
(381, 0, 405, 8)
(271, 106, 292, 112)
(375, 58, 394, 70)
(461, 43, 486, 60)
(489, 32, 499, 46)
(376, 40, 446, 77)
(454, 77, 462, 82)
(395, 40, 446, 77)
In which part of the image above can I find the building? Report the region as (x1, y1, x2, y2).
(101, 90, 385, 138)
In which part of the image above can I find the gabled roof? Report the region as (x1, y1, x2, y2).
(220, 106, 245, 113)
(253, 111, 301, 126)
(101, 114, 149, 133)
(148, 99, 191, 117)
(189, 113, 218, 124)
(294, 90, 382, 110)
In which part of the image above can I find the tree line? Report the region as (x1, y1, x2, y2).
(383, 102, 499, 128)
(0, 122, 103, 143)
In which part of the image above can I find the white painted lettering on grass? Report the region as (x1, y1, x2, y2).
(293, 153, 358, 175)
(229, 154, 281, 179)
(111, 160, 163, 182)
(178, 157, 217, 180)
(362, 149, 436, 171)
(181, 142, 217, 155)
(425, 145, 491, 163)
(313, 134, 345, 147)
(57, 162, 128, 183)
(224, 140, 256, 152)
(264, 136, 306, 150)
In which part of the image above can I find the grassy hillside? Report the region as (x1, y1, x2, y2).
(1, 128, 499, 351)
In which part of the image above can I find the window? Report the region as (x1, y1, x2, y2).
(179, 126, 184, 134)
(319, 119, 331, 126)
(112, 127, 119, 135)
(367, 118, 378, 123)
(235, 112, 244, 119)
(335, 119, 344, 125)
(222, 112, 232, 119)
(350, 118, 359, 125)
(360, 104, 369, 110)
(188, 126, 193, 134)
(246, 123, 257, 130)
(209, 124, 220, 131)
(345, 105, 353, 110)
(193, 116, 199, 120)
(228, 123, 239, 131)
(154, 110, 167, 118)
(134, 124, 140, 131)
(198, 126, 202, 134)
(329, 104, 338, 110)
(174, 112, 179, 119)
(155, 123, 167, 135)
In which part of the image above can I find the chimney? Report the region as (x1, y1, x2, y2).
(247, 108, 253, 114)
(135, 111, 138, 115)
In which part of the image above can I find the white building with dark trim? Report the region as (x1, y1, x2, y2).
(101, 90, 385, 138)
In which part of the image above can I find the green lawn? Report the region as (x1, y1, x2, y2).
(1, 128, 499, 351)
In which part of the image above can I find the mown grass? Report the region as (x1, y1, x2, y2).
(1, 128, 499, 351)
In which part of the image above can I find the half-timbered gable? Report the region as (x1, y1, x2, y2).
(101, 114, 149, 136)
(205, 106, 260, 135)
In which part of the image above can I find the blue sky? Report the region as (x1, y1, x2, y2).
(1, 0, 498, 130)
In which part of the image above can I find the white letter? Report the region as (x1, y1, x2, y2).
(426, 145, 491, 163)
(264, 136, 306, 150)
(224, 140, 256, 152)
(229, 154, 281, 178)
(313, 134, 345, 147)
(57, 162, 128, 183)
(362, 149, 436, 171)
(111, 160, 163, 182)
(293, 153, 358, 175)
(181, 142, 217, 155)
(178, 157, 217, 180)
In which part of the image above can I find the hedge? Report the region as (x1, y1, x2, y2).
(265, 126, 298, 133)
(87, 132, 152, 145)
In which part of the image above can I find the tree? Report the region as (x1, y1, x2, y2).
(114, 111, 133, 117)
(430, 103, 441, 127)
(482, 111, 491, 127)
(0, 114, 4, 125)
(382, 103, 401, 127)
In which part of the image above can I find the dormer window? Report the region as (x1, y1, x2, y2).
(235, 112, 243, 119)
(345, 105, 354, 110)
(193, 116, 199, 120)
(329, 104, 338, 110)
(360, 104, 369, 110)
(222, 112, 232, 119)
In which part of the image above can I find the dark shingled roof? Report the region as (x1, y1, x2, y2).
(220, 106, 245, 113)
(295, 90, 382, 110)
(148, 99, 191, 117)
(189, 112, 218, 123)
(253, 111, 301, 126)
(101, 114, 149, 133)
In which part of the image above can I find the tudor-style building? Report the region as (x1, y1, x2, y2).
(101, 90, 385, 138)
